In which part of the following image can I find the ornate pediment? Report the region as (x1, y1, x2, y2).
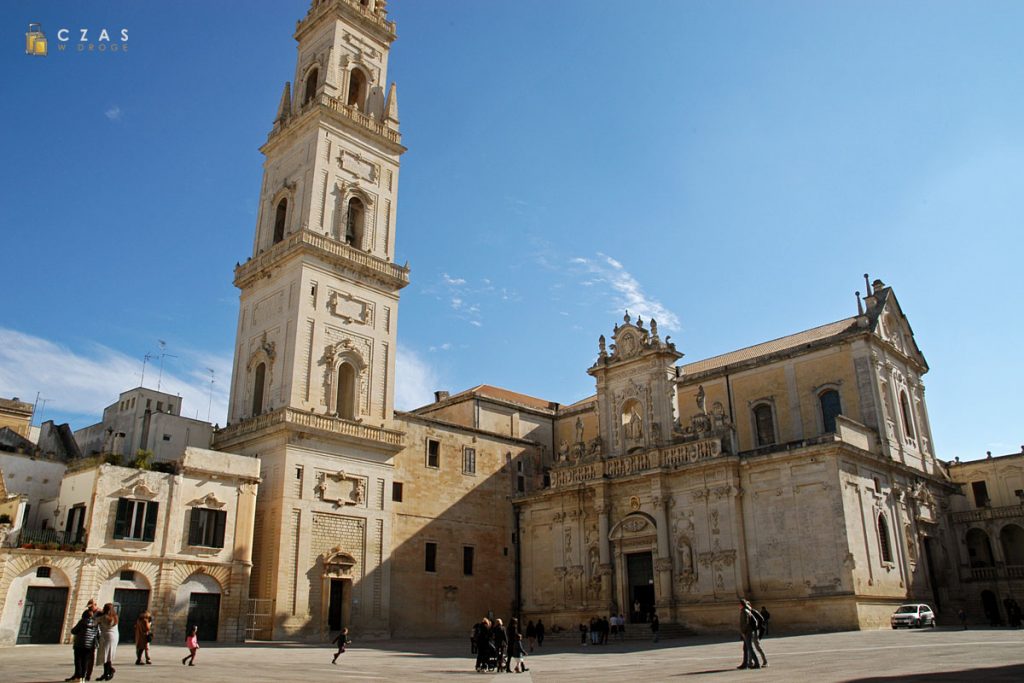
(327, 290, 374, 326)
(186, 492, 226, 509)
(323, 546, 357, 578)
(114, 476, 158, 500)
(315, 470, 366, 508)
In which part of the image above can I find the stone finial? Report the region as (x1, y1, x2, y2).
(637, 316, 644, 329)
(598, 335, 606, 356)
(856, 291, 863, 315)
(275, 81, 292, 124)
(623, 310, 631, 324)
(383, 82, 400, 129)
(872, 278, 885, 293)
(863, 273, 871, 295)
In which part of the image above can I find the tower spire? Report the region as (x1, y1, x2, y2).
(274, 81, 292, 125)
(383, 82, 399, 129)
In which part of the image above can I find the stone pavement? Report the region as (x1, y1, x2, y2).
(3, 627, 1023, 682)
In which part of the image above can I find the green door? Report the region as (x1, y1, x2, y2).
(18, 587, 69, 644)
(186, 592, 220, 642)
(113, 588, 151, 642)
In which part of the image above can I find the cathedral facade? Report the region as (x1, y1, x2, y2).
(213, 0, 956, 640)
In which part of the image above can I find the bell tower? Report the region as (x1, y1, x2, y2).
(215, 0, 407, 639)
(226, 0, 406, 428)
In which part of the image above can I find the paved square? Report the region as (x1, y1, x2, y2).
(3, 628, 1022, 682)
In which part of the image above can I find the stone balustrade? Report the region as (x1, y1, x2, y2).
(235, 229, 409, 289)
(951, 504, 1024, 525)
(215, 407, 405, 450)
(550, 437, 723, 489)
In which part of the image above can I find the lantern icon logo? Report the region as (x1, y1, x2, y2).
(26, 23, 47, 56)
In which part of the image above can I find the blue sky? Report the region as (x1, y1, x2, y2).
(1, 1, 1021, 461)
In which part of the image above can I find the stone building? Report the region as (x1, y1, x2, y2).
(945, 449, 1024, 625)
(0, 447, 259, 646)
(514, 282, 958, 632)
(75, 386, 214, 463)
(0, 397, 33, 439)
(210, 0, 967, 640)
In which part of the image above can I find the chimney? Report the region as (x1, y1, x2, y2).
(434, 391, 449, 403)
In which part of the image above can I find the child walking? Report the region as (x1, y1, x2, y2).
(331, 627, 350, 664)
(182, 626, 199, 666)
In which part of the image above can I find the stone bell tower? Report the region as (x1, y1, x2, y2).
(589, 313, 683, 458)
(215, 0, 407, 639)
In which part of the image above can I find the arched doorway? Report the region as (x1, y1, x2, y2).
(176, 573, 222, 642)
(101, 568, 152, 642)
(966, 528, 995, 567)
(321, 548, 356, 635)
(6, 563, 71, 644)
(981, 590, 1001, 626)
(999, 524, 1024, 566)
(609, 513, 658, 623)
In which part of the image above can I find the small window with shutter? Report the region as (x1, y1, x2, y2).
(113, 498, 159, 542)
(188, 508, 228, 548)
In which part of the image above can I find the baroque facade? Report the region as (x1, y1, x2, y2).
(210, 0, 973, 641)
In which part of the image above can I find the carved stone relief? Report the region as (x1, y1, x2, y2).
(315, 470, 366, 508)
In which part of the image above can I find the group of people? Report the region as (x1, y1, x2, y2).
(738, 600, 771, 670)
(66, 600, 126, 682)
(65, 600, 201, 682)
(578, 614, 631, 644)
(471, 617, 530, 673)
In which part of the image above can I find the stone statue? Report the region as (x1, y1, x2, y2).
(558, 439, 569, 461)
(589, 546, 599, 578)
(575, 417, 584, 444)
(353, 479, 366, 505)
(696, 385, 706, 415)
(677, 538, 693, 575)
(598, 335, 606, 355)
(625, 406, 643, 440)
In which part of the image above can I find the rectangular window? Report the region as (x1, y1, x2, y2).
(972, 481, 990, 507)
(113, 498, 159, 542)
(463, 546, 474, 576)
(516, 459, 525, 492)
(462, 447, 476, 475)
(425, 542, 437, 572)
(162, 434, 172, 442)
(188, 508, 228, 548)
(157, 401, 163, 412)
(36, 566, 51, 578)
(392, 482, 404, 502)
(120, 570, 135, 581)
(426, 439, 440, 468)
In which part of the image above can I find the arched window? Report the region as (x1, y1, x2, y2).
(252, 362, 267, 417)
(899, 390, 915, 440)
(272, 198, 288, 244)
(753, 403, 775, 447)
(345, 197, 364, 247)
(819, 389, 842, 434)
(1000, 524, 1024, 566)
(877, 513, 893, 563)
(336, 362, 356, 420)
(966, 528, 995, 567)
(303, 67, 319, 106)
(347, 69, 367, 110)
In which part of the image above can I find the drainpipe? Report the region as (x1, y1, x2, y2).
(514, 506, 522, 619)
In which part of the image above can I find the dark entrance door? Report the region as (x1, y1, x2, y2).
(626, 552, 655, 623)
(18, 586, 68, 644)
(114, 588, 151, 642)
(921, 537, 941, 612)
(328, 579, 346, 631)
(981, 590, 1001, 626)
(187, 592, 221, 642)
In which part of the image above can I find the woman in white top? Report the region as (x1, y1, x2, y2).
(96, 602, 120, 681)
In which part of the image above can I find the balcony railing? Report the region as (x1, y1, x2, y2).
(235, 229, 409, 290)
(15, 527, 86, 550)
(952, 504, 1024, 524)
(215, 407, 405, 451)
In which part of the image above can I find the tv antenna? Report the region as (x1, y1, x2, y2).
(205, 368, 216, 422)
(156, 340, 177, 392)
(32, 391, 52, 426)
(140, 352, 154, 387)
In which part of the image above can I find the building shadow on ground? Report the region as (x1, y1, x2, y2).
(848, 663, 1024, 682)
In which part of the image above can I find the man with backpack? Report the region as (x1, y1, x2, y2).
(738, 599, 767, 669)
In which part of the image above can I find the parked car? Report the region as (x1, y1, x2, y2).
(891, 604, 936, 628)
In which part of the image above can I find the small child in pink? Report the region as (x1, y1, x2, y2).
(182, 625, 199, 666)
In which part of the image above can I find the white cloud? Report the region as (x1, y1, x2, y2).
(104, 105, 122, 122)
(395, 344, 440, 410)
(442, 273, 466, 286)
(572, 253, 681, 331)
(428, 343, 453, 352)
(0, 327, 230, 427)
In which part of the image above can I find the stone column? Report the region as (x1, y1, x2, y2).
(596, 500, 612, 611)
(653, 495, 673, 608)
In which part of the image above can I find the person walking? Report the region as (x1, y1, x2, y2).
(511, 633, 529, 673)
(759, 606, 771, 639)
(650, 613, 660, 643)
(504, 619, 520, 672)
(749, 602, 768, 668)
(474, 618, 493, 672)
(535, 619, 545, 648)
(182, 625, 199, 666)
(737, 600, 759, 670)
(618, 613, 626, 641)
(95, 603, 119, 681)
(331, 627, 350, 664)
(134, 611, 152, 665)
(525, 620, 536, 652)
(958, 608, 967, 630)
(66, 603, 100, 682)
(492, 618, 508, 672)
